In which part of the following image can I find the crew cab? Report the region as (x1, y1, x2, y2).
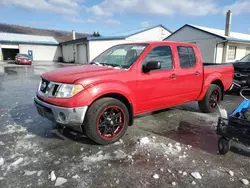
(34, 41, 234, 145)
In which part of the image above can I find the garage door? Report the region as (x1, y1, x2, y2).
(77, 44, 87, 64)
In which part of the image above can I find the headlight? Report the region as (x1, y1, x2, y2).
(56, 84, 84, 98)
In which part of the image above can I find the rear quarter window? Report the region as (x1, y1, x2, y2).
(177, 46, 196, 68)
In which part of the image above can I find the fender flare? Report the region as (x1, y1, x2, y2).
(86, 82, 136, 125)
(197, 73, 224, 101)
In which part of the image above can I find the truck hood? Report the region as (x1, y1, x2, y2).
(42, 65, 125, 83)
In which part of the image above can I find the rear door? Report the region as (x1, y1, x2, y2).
(136, 44, 180, 114)
(175, 45, 203, 102)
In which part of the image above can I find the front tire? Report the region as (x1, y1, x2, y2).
(84, 98, 129, 145)
(199, 84, 222, 113)
(218, 137, 230, 155)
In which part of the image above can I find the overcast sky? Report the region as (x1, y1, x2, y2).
(0, 0, 250, 35)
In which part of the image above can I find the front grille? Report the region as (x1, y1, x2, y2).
(39, 79, 61, 97)
(40, 79, 50, 93)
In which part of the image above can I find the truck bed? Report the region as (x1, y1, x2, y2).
(203, 62, 234, 92)
(203, 62, 233, 66)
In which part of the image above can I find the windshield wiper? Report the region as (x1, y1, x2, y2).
(105, 63, 127, 68)
(90, 62, 127, 69)
(89, 62, 106, 66)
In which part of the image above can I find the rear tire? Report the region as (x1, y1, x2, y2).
(84, 98, 129, 145)
(218, 137, 230, 155)
(199, 84, 222, 113)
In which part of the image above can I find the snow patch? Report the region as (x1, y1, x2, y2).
(0, 124, 27, 135)
(153, 174, 159, 179)
(241, 179, 249, 185)
(0, 157, 4, 166)
(0, 177, 4, 181)
(72, 174, 80, 179)
(175, 146, 182, 152)
(168, 143, 173, 148)
(14, 137, 41, 154)
(54, 161, 60, 165)
(50, 171, 56, 181)
(172, 182, 177, 186)
(24, 119, 34, 124)
(0, 141, 4, 146)
(55, 177, 67, 186)
(82, 150, 127, 164)
(137, 139, 183, 156)
(10, 157, 23, 167)
(139, 137, 150, 145)
(37, 170, 43, 177)
(113, 150, 127, 159)
(191, 172, 202, 179)
(113, 139, 124, 145)
(23, 134, 35, 139)
(115, 179, 120, 184)
(228, 170, 234, 176)
(24, 170, 37, 176)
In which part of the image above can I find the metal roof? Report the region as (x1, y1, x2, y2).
(0, 32, 59, 45)
(61, 25, 172, 45)
(166, 24, 250, 43)
(107, 24, 172, 38)
(190, 25, 250, 43)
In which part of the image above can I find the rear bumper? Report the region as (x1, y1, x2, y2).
(34, 96, 88, 127)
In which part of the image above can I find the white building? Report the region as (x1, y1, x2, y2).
(61, 25, 172, 64)
(165, 24, 250, 63)
(0, 32, 61, 61)
(165, 11, 250, 64)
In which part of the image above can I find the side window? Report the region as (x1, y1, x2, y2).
(143, 46, 173, 70)
(228, 46, 237, 60)
(177, 46, 196, 68)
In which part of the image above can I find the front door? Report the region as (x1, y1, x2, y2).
(136, 45, 179, 114)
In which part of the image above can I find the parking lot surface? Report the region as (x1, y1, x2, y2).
(0, 62, 250, 188)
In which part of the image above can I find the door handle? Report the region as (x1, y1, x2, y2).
(195, 71, 201, 75)
(170, 74, 178, 79)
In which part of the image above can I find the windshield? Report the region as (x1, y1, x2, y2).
(17, 54, 29, 58)
(240, 54, 250, 62)
(91, 44, 148, 69)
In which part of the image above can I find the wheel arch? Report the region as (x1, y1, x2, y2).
(90, 93, 134, 126)
(211, 79, 224, 100)
(198, 77, 225, 101)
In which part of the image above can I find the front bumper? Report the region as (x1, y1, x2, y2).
(34, 96, 88, 127)
(19, 61, 32, 65)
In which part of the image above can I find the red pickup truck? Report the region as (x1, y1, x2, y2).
(34, 41, 233, 145)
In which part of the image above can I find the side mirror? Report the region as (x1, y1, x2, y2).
(143, 61, 161, 72)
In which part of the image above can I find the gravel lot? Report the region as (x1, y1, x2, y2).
(0, 62, 250, 188)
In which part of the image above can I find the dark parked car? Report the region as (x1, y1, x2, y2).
(229, 54, 250, 93)
(234, 53, 250, 69)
